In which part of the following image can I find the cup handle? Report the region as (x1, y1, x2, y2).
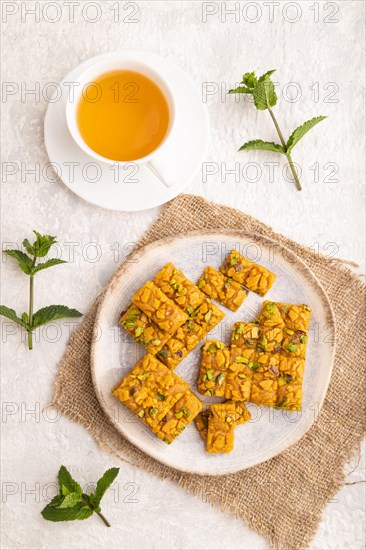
(147, 159, 175, 188)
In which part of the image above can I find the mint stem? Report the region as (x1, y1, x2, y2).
(285, 153, 302, 191)
(28, 257, 36, 350)
(268, 106, 302, 191)
(81, 497, 111, 527)
(95, 510, 111, 527)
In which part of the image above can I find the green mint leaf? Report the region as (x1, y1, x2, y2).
(32, 258, 67, 274)
(239, 139, 285, 154)
(41, 501, 93, 522)
(22, 238, 35, 256)
(253, 71, 277, 110)
(58, 492, 83, 509)
(242, 71, 258, 89)
(58, 466, 83, 497)
(0, 305, 28, 329)
(21, 312, 29, 326)
(31, 231, 57, 257)
(258, 69, 277, 81)
(228, 86, 253, 95)
(287, 116, 327, 153)
(32, 305, 82, 329)
(44, 494, 64, 508)
(90, 467, 119, 508)
(4, 249, 33, 275)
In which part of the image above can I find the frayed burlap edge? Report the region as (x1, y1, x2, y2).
(54, 194, 366, 550)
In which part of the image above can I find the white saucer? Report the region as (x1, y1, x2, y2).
(44, 51, 210, 212)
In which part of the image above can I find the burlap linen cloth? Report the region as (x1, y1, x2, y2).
(54, 194, 366, 550)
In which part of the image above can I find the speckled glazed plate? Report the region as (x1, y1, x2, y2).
(91, 231, 335, 475)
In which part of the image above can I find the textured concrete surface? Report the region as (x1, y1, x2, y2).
(1, 1, 365, 549)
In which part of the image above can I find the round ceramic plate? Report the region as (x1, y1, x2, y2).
(91, 231, 335, 475)
(44, 51, 209, 211)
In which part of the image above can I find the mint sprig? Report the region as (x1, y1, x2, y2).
(41, 466, 120, 526)
(1, 231, 82, 350)
(229, 70, 327, 191)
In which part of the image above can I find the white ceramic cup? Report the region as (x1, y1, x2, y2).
(65, 53, 176, 187)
